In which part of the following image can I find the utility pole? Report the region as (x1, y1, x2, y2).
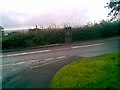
(35, 25, 38, 35)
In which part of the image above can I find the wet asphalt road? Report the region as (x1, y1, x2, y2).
(1, 37, 119, 88)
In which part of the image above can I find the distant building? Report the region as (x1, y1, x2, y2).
(0, 26, 4, 35)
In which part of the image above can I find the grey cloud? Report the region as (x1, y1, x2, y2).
(1, 9, 90, 29)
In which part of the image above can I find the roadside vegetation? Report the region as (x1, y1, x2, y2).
(2, 20, 120, 49)
(50, 52, 119, 88)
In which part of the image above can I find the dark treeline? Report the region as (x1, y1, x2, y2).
(2, 20, 120, 49)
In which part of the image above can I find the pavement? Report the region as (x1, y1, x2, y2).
(1, 37, 119, 88)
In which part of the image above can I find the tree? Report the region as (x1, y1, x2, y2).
(106, 0, 120, 21)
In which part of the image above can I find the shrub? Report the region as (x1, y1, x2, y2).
(2, 20, 120, 49)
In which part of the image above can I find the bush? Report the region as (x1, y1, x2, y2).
(2, 32, 26, 49)
(2, 20, 120, 49)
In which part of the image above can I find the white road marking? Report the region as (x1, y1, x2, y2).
(1, 43, 104, 58)
(1, 63, 11, 66)
(31, 59, 59, 69)
(27, 50, 51, 54)
(1, 59, 38, 66)
(56, 56, 67, 59)
(31, 56, 67, 69)
(1, 59, 39, 67)
(7, 54, 16, 56)
(12, 69, 16, 71)
(0, 43, 105, 66)
(1, 50, 51, 57)
(28, 60, 37, 63)
(15, 61, 26, 65)
(1, 61, 26, 66)
(71, 43, 104, 49)
(44, 58, 53, 61)
(0, 55, 3, 58)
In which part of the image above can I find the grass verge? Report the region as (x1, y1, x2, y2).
(50, 52, 119, 88)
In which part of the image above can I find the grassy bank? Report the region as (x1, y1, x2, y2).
(2, 20, 120, 49)
(50, 52, 119, 88)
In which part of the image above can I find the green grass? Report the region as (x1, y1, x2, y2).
(50, 52, 119, 88)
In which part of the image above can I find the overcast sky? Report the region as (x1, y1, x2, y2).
(0, 0, 110, 30)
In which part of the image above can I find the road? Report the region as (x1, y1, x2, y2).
(1, 37, 119, 88)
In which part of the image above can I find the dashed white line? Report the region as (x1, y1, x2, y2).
(1, 59, 38, 66)
(31, 56, 67, 69)
(15, 61, 26, 65)
(27, 50, 51, 54)
(71, 43, 104, 49)
(1, 63, 11, 66)
(1, 43, 104, 58)
(28, 60, 37, 63)
(0, 55, 3, 58)
(56, 56, 67, 59)
(44, 58, 53, 61)
(3, 61, 26, 66)
(1, 50, 51, 58)
(31, 59, 59, 69)
(12, 69, 16, 71)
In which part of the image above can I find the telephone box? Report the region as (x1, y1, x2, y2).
(65, 27, 72, 42)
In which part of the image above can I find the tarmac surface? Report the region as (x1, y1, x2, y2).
(1, 37, 119, 88)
